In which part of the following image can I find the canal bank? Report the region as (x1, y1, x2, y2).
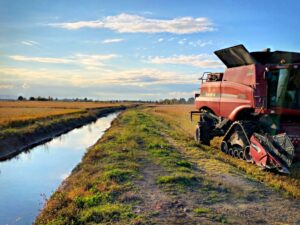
(0, 111, 121, 225)
(0, 106, 126, 161)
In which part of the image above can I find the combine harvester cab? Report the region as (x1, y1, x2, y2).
(191, 45, 300, 173)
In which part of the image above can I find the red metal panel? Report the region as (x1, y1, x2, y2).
(195, 81, 221, 114)
(223, 64, 257, 86)
(219, 81, 254, 117)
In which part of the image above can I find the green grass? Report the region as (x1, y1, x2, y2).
(104, 168, 135, 183)
(157, 173, 198, 187)
(176, 160, 192, 168)
(194, 207, 211, 214)
(79, 203, 133, 224)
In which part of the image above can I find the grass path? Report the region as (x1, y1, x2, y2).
(36, 107, 300, 225)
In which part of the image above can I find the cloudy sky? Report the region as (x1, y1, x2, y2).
(1, 0, 300, 100)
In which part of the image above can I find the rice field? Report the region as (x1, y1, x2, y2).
(0, 101, 129, 126)
(0, 100, 129, 109)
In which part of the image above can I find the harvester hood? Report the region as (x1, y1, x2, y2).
(214, 45, 256, 68)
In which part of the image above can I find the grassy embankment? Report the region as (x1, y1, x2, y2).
(36, 109, 223, 224)
(36, 106, 300, 224)
(0, 101, 128, 159)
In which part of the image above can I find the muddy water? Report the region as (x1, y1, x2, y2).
(0, 112, 120, 225)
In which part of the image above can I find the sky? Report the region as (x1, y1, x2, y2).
(1, 0, 300, 100)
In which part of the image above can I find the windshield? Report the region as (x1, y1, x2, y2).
(267, 68, 300, 109)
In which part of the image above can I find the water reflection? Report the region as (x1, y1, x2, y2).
(0, 112, 119, 225)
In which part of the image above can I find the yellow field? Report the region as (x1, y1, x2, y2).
(0, 101, 129, 109)
(146, 104, 197, 136)
(0, 101, 129, 126)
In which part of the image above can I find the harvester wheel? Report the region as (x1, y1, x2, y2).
(195, 124, 210, 145)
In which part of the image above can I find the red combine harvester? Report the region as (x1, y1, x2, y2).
(191, 45, 300, 174)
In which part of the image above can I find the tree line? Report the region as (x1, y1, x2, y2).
(17, 96, 195, 104)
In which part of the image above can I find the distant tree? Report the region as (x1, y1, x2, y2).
(187, 97, 195, 104)
(179, 98, 186, 104)
(29, 96, 35, 101)
(84, 97, 88, 102)
(18, 96, 25, 101)
(37, 96, 47, 101)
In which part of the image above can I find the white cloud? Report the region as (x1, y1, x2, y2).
(74, 54, 118, 69)
(0, 66, 196, 88)
(9, 54, 119, 70)
(166, 91, 194, 98)
(22, 83, 29, 89)
(10, 55, 72, 64)
(0, 84, 14, 89)
(178, 38, 187, 45)
(157, 38, 164, 42)
(102, 38, 124, 44)
(147, 54, 223, 69)
(188, 40, 213, 47)
(49, 13, 214, 34)
(21, 41, 39, 46)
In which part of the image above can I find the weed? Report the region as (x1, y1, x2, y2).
(176, 160, 192, 168)
(157, 173, 198, 187)
(194, 207, 211, 214)
(104, 169, 135, 183)
(80, 203, 133, 223)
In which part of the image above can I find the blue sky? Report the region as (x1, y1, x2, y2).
(1, 0, 300, 100)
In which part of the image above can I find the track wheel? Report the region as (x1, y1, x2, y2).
(233, 145, 243, 159)
(233, 149, 239, 158)
(244, 146, 253, 163)
(220, 141, 228, 154)
(238, 150, 244, 159)
(228, 148, 234, 156)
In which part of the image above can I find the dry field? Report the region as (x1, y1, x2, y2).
(0, 101, 129, 126)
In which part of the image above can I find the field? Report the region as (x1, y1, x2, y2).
(35, 105, 300, 225)
(0, 101, 130, 127)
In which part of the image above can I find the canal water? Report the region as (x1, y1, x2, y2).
(0, 112, 120, 225)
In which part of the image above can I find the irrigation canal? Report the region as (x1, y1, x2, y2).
(0, 112, 120, 225)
